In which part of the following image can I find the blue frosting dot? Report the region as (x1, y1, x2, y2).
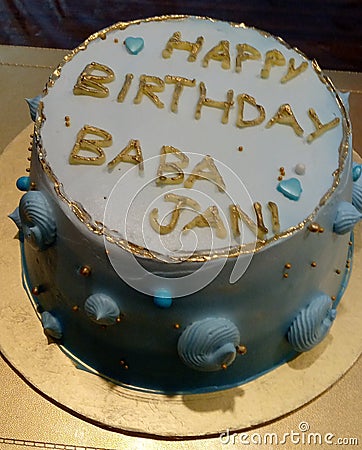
(352, 163, 362, 182)
(16, 176, 31, 191)
(153, 289, 173, 308)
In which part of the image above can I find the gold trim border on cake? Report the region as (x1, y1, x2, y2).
(33, 15, 351, 262)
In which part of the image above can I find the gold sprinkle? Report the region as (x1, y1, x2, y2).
(30, 182, 36, 189)
(238, 146, 243, 152)
(120, 360, 125, 366)
(114, 38, 119, 43)
(311, 261, 317, 267)
(336, 269, 341, 274)
(72, 305, 79, 312)
(279, 167, 285, 174)
(174, 323, 180, 329)
(284, 263, 292, 269)
(116, 317, 122, 323)
(124, 365, 129, 370)
(349, 241, 353, 246)
(221, 363, 228, 370)
(318, 227, 325, 233)
(283, 273, 289, 279)
(331, 296, 336, 301)
(278, 175, 283, 181)
(236, 345, 247, 355)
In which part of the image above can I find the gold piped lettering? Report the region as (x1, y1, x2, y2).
(280, 58, 308, 83)
(229, 204, 258, 238)
(235, 43, 261, 73)
(266, 104, 304, 137)
(162, 32, 204, 62)
(156, 145, 189, 185)
(236, 93, 266, 128)
(267, 201, 280, 234)
(306, 108, 340, 143)
(149, 193, 201, 235)
(107, 139, 144, 172)
(134, 75, 165, 108)
(195, 82, 234, 124)
(202, 40, 231, 70)
(117, 73, 134, 102)
(184, 155, 225, 192)
(253, 202, 268, 240)
(69, 125, 112, 165)
(260, 49, 286, 79)
(73, 62, 115, 98)
(164, 75, 196, 113)
(183, 206, 227, 239)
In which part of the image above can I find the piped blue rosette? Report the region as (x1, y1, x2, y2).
(288, 293, 336, 352)
(177, 318, 240, 372)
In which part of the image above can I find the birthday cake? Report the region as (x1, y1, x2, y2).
(9, 16, 362, 394)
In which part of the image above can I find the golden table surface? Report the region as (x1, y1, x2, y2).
(0, 45, 361, 449)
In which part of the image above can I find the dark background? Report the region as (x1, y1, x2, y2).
(0, 0, 361, 72)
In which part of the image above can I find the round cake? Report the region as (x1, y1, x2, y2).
(10, 15, 362, 394)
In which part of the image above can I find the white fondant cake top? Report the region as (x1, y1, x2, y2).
(38, 16, 347, 257)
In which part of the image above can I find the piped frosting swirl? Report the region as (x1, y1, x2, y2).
(177, 317, 240, 372)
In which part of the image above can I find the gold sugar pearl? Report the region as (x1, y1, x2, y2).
(30, 182, 36, 189)
(283, 273, 289, 278)
(72, 305, 79, 312)
(279, 166, 285, 175)
(116, 317, 122, 323)
(311, 261, 317, 268)
(238, 146, 243, 152)
(221, 363, 228, 370)
(284, 262, 292, 269)
(349, 241, 353, 246)
(308, 223, 320, 233)
(79, 265, 91, 276)
(318, 227, 324, 233)
(331, 296, 336, 301)
(236, 345, 247, 355)
(335, 269, 341, 275)
(114, 38, 119, 43)
(31, 286, 41, 295)
(174, 323, 180, 329)
(277, 175, 283, 181)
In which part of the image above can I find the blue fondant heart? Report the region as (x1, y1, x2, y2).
(124, 37, 144, 55)
(277, 178, 302, 201)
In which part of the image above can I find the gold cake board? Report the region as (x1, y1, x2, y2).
(1, 125, 361, 438)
